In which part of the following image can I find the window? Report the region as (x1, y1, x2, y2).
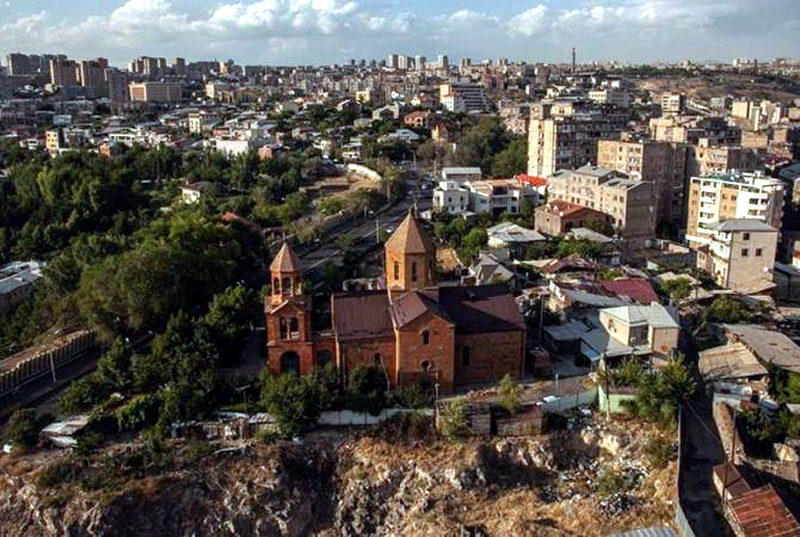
(741, 248, 749, 257)
(462, 346, 471, 367)
(742, 232, 750, 241)
(273, 278, 280, 294)
(289, 317, 299, 339)
(755, 248, 763, 257)
(374, 353, 382, 365)
(411, 262, 418, 282)
(279, 317, 288, 340)
(394, 261, 400, 281)
(422, 329, 430, 345)
(282, 277, 291, 295)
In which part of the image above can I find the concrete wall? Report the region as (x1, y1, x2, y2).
(0, 330, 96, 396)
(346, 164, 382, 182)
(598, 384, 638, 414)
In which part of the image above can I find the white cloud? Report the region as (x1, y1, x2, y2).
(508, 5, 548, 36)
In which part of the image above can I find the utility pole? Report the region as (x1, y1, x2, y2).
(375, 217, 380, 244)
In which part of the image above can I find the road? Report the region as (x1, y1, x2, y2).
(300, 188, 432, 273)
(0, 348, 101, 422)
(680, 396, 730, 536)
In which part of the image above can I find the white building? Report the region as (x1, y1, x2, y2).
(588, 89, 630, 108)
(441, 167, 482, 183)
(433, 180, 470, 214)
(0, 261, 45, 314)
(440, 82, 488, 113)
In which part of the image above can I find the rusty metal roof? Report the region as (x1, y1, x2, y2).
(269, 242, 302, 273)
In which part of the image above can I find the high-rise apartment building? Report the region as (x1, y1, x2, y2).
(128, 81, 182, 103)
(527, 102, 626, 177)
(78, 58, 108, 96)
(598, 138, 680, 225)
(397, 55, 410, 70)
(49, 58, 79, 86)
(415, 55, 426, 71)
(105, 68, 130, 104)
(685, 139, 763, 178)
(387, 54, 399, 69)
(438, 55, 449, 71)
(5, 53, 64, 76)
(686, 171, 784, 247)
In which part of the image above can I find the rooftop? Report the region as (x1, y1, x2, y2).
(728, 484, 800, 537)
(708, 219, 778, 232)
(699, 342, 769, 380)
(269, 242, 302, 274)
(721, 324, 800, 374)
(0, 260, 45, 296)
(603, 303, 679, 329)
(385, 211, 436, 256)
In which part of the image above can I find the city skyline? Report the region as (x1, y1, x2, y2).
(1, 0, 798, 67)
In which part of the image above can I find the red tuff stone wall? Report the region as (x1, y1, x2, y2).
(454, 330, 525, 387)
(339, 336, 397, 382)
(396, 312, 456, 393)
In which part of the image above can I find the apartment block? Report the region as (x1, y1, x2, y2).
(697, 219, 778, 293)
(128, 82, 182, 103)
(527, 102, 626, 177)
(433, 179, 539, 216)
(598, 138, 681, 225)
(439, 82, 488, 113)
(660, 93, 686, 116)
(49, 58, 79, 86)
(547, 165, 656, 239)
(649, 116, 741, 146)
(78, 58, 109, 97)
(686, 171, 784, 247)
(686, 139, 763, 177)
(588, 88, 630, 108)
(105, 68, 130, 104)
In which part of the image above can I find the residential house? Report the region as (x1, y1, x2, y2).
(534, 200, 611, 237)
(696, 219, 778, 294)
(487, 222, 545, 259)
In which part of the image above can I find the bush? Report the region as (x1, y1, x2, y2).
(497, 374, 522, 414)
(3, 409, 44, 452)
(36, 459, 84, 489)
(595, 469, 636, 497)
(439, 399, 471, 441)
(645, 437, 677, 469)
(391, 383, 434, 409)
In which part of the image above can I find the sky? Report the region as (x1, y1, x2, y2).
(1, 0, 798, 67)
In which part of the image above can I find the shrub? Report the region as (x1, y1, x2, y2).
(347, 365, 388, 416)
(391, 383, 434, 409)
(645, 437, 677, 469)
(497, 374, 522, 414)
(3, 409, 43, 452)
(36, 459, 83, 489)
(260, 372, 328, 438)
(595, 469, 636, 497)
(439, 399, 471, 441)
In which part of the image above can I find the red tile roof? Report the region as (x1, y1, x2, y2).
(599, 279, 659, 305)
(728, 484, 800, 537)
(516, 174, 547, 188)
(536, 200, 588, 217)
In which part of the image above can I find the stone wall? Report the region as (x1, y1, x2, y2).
(454, 330, 524, 387)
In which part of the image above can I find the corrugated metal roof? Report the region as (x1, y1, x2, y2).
(607, 527, 676, 537)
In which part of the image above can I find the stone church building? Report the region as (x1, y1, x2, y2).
(264, 212, 526, 393)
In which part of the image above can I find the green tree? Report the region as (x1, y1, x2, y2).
(347, 365, 388, 416)
(202, 285, 259, 365)
(260, 372, 328, 437)
(491, 138, 528, 177)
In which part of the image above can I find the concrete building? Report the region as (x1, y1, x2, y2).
(546, 165, 656, 239)
(591, 303, 680, 360)
(660, 93, 686, 116)
(77, 58, 108, 91)
(686, 171, 784, 246)
(188, 111, 221, 134)
(440, 82, 488, 113)
(685, 139, 763, 178)
(0, 261, 45, 314)
(588, 89, 630, 108)
(432, 178, 539, 216)
(697, 219, 778, 293)
(128, 81, 182, 103)
(527, 102, 626, 177)
(49, 58, 79, 86)
(441, 167, 482, 183)
(598, 138, 681, 225)
(105, 68, 129, 104)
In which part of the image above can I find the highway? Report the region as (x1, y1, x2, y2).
(300, 187, 432, 273)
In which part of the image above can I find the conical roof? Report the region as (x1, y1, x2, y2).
(385, 211, 435, 255)
(270, 242, 302, 273)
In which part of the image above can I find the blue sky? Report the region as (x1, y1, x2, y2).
(1, 0, 798, 66)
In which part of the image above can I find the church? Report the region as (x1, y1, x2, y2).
(263, 211, 526, 393)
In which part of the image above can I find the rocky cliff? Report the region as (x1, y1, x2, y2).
(0, 414, 676, 536)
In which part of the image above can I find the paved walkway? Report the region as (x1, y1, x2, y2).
(680, 396, 730, 536)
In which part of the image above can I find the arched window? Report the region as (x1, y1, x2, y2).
(462, 346, 471, 367)
(273, 278, 280, 295)
(289, 317, 299, 339)
(281, 277, 291, 295)
(422, 329, 430, 345)
(279, 317, 288, 340)
(374, 353, 382, 365)
(411, 262, 418, 282)
(394, 261, 400, 281)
